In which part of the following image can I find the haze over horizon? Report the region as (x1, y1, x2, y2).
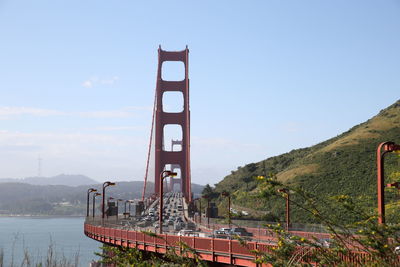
(0, 1, 399, 185)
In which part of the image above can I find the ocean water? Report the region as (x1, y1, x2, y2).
(0, 217, 100, 266)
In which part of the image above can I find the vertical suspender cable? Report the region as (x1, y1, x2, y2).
(141, 89, 157, 201)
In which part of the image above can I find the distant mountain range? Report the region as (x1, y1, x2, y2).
(0, 176, 205, 215)
(0, 174, 98, 187)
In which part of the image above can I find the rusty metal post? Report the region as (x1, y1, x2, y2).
(87, 188, 97, 217)
(278, 188, 290, 230)
(286, 192, 290, 230)
(377, 142, 400, 224)
(102, 181, 115, 219)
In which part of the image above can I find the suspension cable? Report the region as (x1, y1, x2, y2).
(141, 88, 157, 201)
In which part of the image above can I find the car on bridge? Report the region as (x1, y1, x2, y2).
(213, 230, 229, 239)
(230, 227, 253, 237)
(178, 230, 199, 237)
(219, 228, 231, 235)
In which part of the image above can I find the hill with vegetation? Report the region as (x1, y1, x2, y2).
(209, 100, 400, 223)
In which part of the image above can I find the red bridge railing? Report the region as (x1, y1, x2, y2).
(84, 221, 388, 266)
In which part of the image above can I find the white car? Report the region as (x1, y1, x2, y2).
(177, 230, 199, 237)
(219, 228, 231, 235)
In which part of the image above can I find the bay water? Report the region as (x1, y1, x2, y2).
(0, 217, 100, 266)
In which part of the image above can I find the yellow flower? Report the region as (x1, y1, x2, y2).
(384, 244, 388, 248)
(300, 238, 305, 242)
(256, 175, 265, 180)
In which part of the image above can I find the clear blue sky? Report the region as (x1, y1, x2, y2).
(0, 0, 399, 185)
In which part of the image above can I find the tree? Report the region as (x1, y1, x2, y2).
(201, 184, 214, 197)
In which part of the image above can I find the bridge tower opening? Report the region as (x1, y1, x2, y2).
(169, 140, 182, 193)
(154, 46, 191, 203)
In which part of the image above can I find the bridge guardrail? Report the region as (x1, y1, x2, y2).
(84, 219, 390, 266)
(85, 215, 331, 243)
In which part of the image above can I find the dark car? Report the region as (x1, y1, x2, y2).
(230, 228, 253, 237)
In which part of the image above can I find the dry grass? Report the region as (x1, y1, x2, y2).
(320, 130, 380, 153)
(320, 108, 400, 153)
(276, 164, 319, 182)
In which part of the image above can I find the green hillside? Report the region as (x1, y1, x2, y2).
(211, 100, 400, 223)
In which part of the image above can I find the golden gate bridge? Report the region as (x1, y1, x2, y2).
(84, 46, 400, 266)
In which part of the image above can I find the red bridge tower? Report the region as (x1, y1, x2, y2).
(154, 46, 192, 202)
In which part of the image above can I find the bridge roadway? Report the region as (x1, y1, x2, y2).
(84, 193, 372, 266)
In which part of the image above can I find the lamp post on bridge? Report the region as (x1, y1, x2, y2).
(221, 192, 231, 229)
(159, 170, 177, 234)
(92, 192, 101, 218)
(278, 188, 290, 230)
(86, 188, 97, 217)
(102, 181, 116, 220)
(377, 142, 400, 224)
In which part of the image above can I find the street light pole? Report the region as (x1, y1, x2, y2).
(278, 188, 290, 230)
(222, 192, 231, 229)
(92, 193, 101, 218)
(102, 181, 116, 219)
(87, 188, 97, 217)
(159, 170, 177, 234)
(377, 142, 400, 224)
